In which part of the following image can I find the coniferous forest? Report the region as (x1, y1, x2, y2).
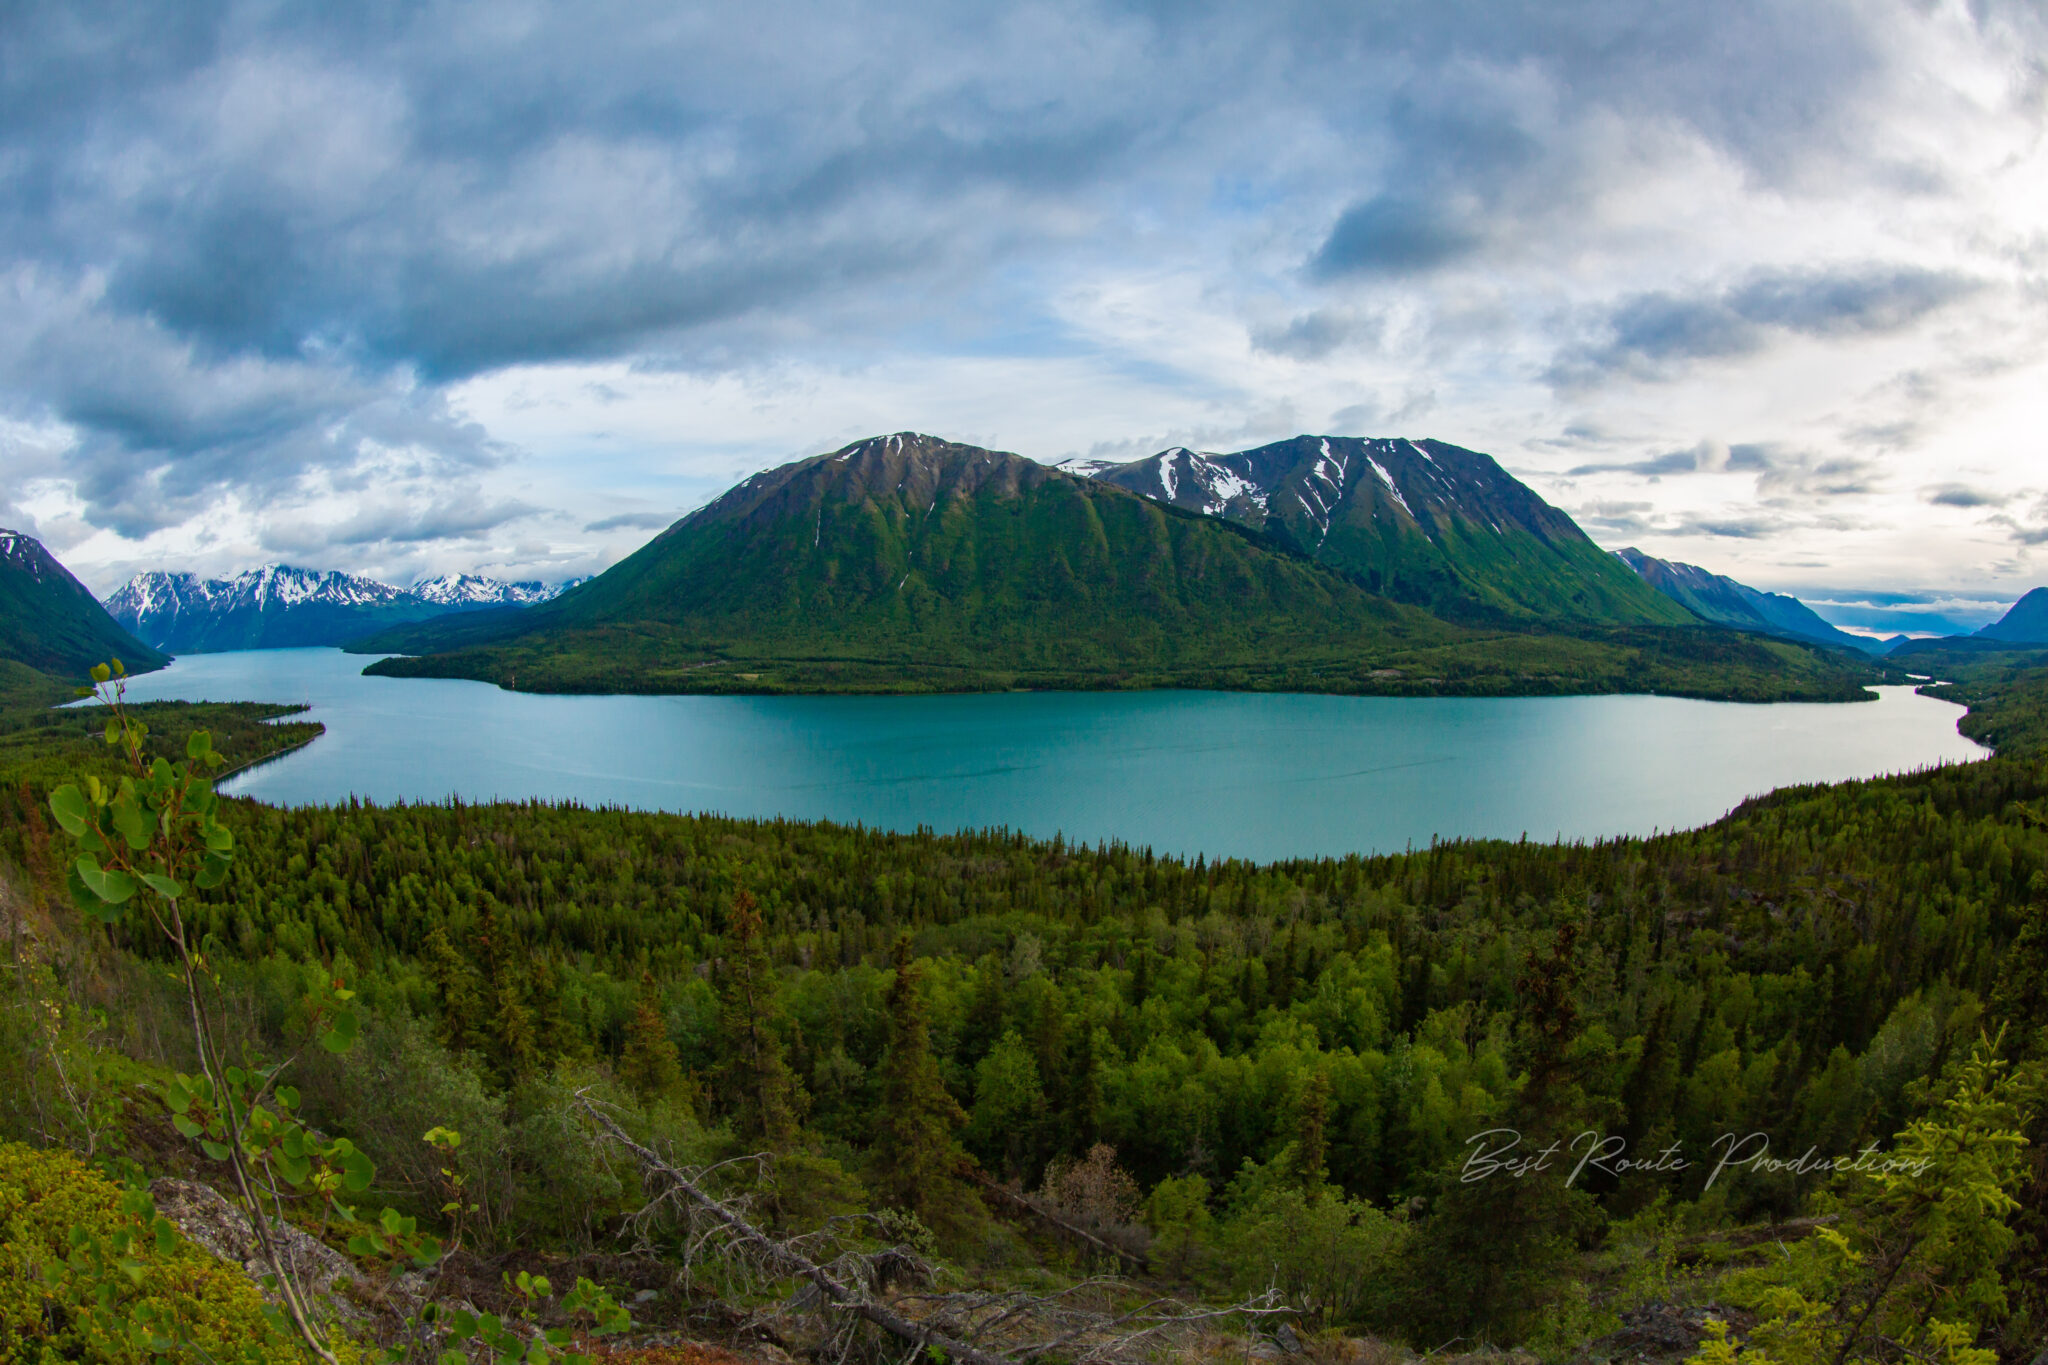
(2, 659, 2046, 1364)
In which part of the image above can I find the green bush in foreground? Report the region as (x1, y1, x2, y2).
(0, 1140, 298, 1364)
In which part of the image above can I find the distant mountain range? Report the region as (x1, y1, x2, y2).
(355, 432, 1876, 702)
(104, 566, 576, 653)
(0, 529, 164, 698)
(1065, 438, 1690, 626)
(1610, 548, 1883, 655)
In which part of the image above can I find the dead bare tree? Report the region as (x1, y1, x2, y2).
(970, 1173, 1149, 1274)
(578, 1098, 1292, 1365)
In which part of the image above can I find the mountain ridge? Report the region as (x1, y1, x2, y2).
(106, 565, 572, 653)
(1611, 547, 1881, 654)
(1070, 437, 1691, 626)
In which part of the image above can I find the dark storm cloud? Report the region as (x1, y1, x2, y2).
(1569, 448, 1709, 477)
(1548, 266, 1979, 386)
(1925, 483, 2008, 508)
(1311, 197, 1488, 279)
(584, 512, 676, 533)
(1251, 309, 1379, 359)
(1, 0, 2036, 566)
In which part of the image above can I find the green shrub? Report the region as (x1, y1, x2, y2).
(0, 1139, 301, 1363)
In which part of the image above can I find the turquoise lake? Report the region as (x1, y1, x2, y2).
(110, 648, 1986, 862)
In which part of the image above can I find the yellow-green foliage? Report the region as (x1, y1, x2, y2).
(0, 1140, 299, 1364)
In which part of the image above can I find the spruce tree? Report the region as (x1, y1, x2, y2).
(619, 970, 687, 1104)
(715, 890, 803, 1147)
(871, 935, 987, 1242)
(1394, 921, 1615, 1345)
(421, 925, 484, 1054)
(713, 891, 863, 1226)
(1294, 1069, 1331, 1196)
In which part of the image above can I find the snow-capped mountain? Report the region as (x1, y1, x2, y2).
(105, 566, 575, 653)
(410, 573, 558, 608)
(1069, 437, 1691, 626)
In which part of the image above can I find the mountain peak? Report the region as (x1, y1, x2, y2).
(1975, 586, 2048, 644)
(0, 528, 59, 579)
(1076, 436, 1688, 625)
(685, 434, 1056, 537)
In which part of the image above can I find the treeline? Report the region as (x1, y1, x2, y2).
(36, 724, 2041, 1208)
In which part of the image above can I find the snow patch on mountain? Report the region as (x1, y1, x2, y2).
(0, 530, 53, 579)
(1364, 456, 1413, 518)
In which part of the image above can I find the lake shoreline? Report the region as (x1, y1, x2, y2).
(107, 647, 1984, 863)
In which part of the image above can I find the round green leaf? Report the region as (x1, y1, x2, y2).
(195, 854, 231, 890)
(317, 1009, 359, 1053)
(48, 786, 88, 836)
(74, 856, 137, 905)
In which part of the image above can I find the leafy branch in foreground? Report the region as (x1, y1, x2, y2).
(46, 660, 367, 1359)
(41, 664, 637, 1364)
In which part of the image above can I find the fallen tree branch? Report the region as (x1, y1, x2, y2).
(579, 1098, 1290, 1365)
(580, 1099, 1012, 1365)
(970, 1173, 1149, 1272)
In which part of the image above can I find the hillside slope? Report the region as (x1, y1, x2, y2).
(0, 530, 166, 699)
(1073, 437, 1691, 626)
(1975, 586, 2048, 644)
(358, 434, 1876, 701)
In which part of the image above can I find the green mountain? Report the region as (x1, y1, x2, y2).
(363, 434, 1449, 686)
(0, 529, 166, 703)
(1069, 437, 1692, 626)
(358, 434, 1876, 701)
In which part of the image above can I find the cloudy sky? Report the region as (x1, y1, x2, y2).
(3, 0, 2045, 632)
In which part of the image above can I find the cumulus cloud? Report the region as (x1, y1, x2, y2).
(1311, 197, 1488, 279)
(1569, 447, 1716, 477)
(1564, 439, 1877, 501)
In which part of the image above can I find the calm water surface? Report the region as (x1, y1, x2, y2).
(110, 648, 1986, 861)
